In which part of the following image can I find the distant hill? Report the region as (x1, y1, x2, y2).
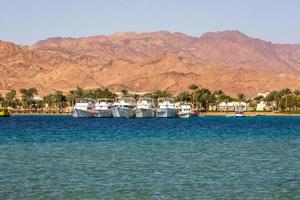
(1, 30, 300, 96)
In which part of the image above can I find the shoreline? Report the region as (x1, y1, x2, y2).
(11, 113, 71, 116)
(9, 112, 300, 117)
(205, 111, 300, 117)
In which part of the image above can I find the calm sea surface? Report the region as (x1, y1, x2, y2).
(0, 116, 300, 199)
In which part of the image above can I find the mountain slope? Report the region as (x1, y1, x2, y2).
(1, 31, 300, 96)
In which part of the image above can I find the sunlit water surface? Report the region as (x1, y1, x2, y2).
(1, 116, 300, 199)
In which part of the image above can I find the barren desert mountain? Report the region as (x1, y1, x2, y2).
(1, 31, 300, 96)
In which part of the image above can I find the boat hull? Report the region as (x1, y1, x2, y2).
(72, 108, 94, 118)
(94, 109, 112, 118)
(112, 107, 135, 118)
(225, 114, 246, 117)
(178, 112, 192, 118)
(135, 109, 155, 118)
(156, 108, 177, 118)
(0, 113, 10, 117)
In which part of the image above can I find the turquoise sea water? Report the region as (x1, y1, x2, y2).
(0, 116, 300, 199)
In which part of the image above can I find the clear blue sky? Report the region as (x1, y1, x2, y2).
(1, 0, 299, 45)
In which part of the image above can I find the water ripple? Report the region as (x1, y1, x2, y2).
(0, 116, 300, 199)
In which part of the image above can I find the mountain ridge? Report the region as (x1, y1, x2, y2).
(1, 30, 300, 97)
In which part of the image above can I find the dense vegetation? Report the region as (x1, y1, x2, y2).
(0, 85, 299, 112)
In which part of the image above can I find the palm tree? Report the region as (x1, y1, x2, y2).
(279, 88, 292, 112)
(5, 90, 16, 108)
(254, 95, 264, 102)
(153, 90, 172, 99)
(237, 93, 246, 106)
(195, 88, 211, 111)
(19, 88, 38, 109)
(54, 91, 66, 109)
(0, 94, 4, 107)
(188, 84, 199, 107)
(213, 90, 224, 111)
(121, 89, 129, 97)
(132, 93, 140, 101)
(176, 92, 191, 102)
(43, 94, 56, 109)
(265, 91, 279, 110)
(75, 86, 84, 98)
(67, 90, 77, 107)
(152, 90, 172, 106)
(294, 89, 300, 96)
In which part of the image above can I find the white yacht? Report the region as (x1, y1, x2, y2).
(112, 97, 136, 118)
(72, 100, 95, 118)
(178, 103, 194, 118)
(156, 98, 177, 118)
(135, 98, 155, 118)
(94, 99, 113, 118)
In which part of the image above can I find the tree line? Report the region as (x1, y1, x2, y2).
(0, 85, 299, 112)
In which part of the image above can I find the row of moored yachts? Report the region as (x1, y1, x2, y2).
(72, 97, 199, 118)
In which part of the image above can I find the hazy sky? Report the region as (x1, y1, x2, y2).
(1, 0, 299, 45)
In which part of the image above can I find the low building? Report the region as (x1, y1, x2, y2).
(257, 92, 269, 98)
(219, 102, 247, 111)
(33, 96, 43, 101)
(256, 101, 267, 111)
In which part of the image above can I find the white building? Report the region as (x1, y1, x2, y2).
(255, 92, 270, 111)
(256, 101, 268, 111)
(257, 92, 269, 98)
(33, 96, 43, 101)
(218, 101, 247, 111)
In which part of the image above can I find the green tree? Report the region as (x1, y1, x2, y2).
(153, 90, 172, 99)
(188, 84, 199, 106)
(176, 92, 191, 102)
(265, 91, 279, 110)
(19, 88, 38, 109)
(0, 94, 4, 107)
(5, 90, 16, 108)
(54, 91, 67, 109)
(132, 93, 140, 101)
(279, 88, 292, 112)
(213, 90, 224, 111)
(67, 90, 77, 107)
(294, 89, 300, 96)
(43, 94, 56, 109)
(237, 93, 246, 106)
(121, 89, 129, 97)
(152, 90, 172, 106)
(254, 95, 264, 102)
(195, 88, 212, 111)
(75, 86, 84, 98)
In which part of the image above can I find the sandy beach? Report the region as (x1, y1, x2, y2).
(205, 111, 300, 117)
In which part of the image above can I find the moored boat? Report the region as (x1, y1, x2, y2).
(112, 97, 136, 118)
(135, 98, 155, 118)
(156, 98, 177, 118)
(94, 99, 113, 118)
(72, 100, 95, 118)
(0, 106, 10, 117)
(225, 107, 246, 117)
(177, 103, 194, 118)
(235, 107, 246, 117)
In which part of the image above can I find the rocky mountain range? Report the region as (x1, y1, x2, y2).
(1, 30, 300, 97)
